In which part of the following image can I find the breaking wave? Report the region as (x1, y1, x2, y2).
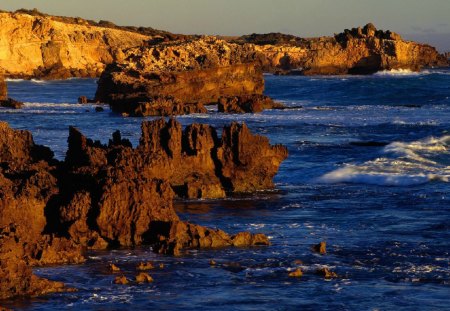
(318, 135, 450, 186)
(374, 69, 421, 76)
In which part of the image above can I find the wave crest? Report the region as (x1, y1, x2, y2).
(318, 135, 450, 186)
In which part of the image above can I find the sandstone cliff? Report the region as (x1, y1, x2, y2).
(0, 119, 285, 299)
(95, 37, 265, 115)
(236, 24, 448, 75)
(0, 11, 150, 79)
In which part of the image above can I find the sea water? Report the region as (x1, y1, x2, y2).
(1, 69, 449, 310)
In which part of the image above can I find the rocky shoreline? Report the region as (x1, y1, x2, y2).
(0, 8, 449, 305)
(0, 117, 286, 300)
(0, 10, 447, 81)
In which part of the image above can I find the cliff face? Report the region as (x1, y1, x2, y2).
(238, 24, 448, 75)
(0, 11, 150, 79)
(95, 37, 265, 115)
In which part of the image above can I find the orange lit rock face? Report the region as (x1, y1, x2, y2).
(237, 24, 448, 75)
(95, 37, 265, 115)
(0, 119, 285, 299)
(0, 11, 149, 79)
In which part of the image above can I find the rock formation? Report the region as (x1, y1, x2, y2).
(0, 10, 151, 79)
(235, 24, 448, 75)
(0, 75, 23, 108)
(217, 95, 285, 113)
(94, 37, 265, 115)
(0, 119, 285, 299)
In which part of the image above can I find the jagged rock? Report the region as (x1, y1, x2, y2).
(113, 276, 129, 285)
(0, 224, 74, 300)
(288, 268, 303, 278)
(235, 24, 448, 74)
(217, 94, 285, 113)
(95, 106, 104, 112)
(316, 267, 338, 279)
(135, 272, 153, 283)
(217, 122, 288, 193)
(152, 221, 270, 256)
(0, 120, 281, 298)
(95, 37, 265, 114)
(111, 96, 207, 117)
(137, 262, 155, 271)
(0, 75, 24, 108)
(109, 264, 121, 272)
(312, 241, 327, 254)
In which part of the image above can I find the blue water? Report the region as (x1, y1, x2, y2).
(1, 69, 449, 310)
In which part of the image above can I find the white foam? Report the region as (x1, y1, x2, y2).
(5, 78, 25, 82)
(318, 167, 444, 186)
(374, 69, 420, 76)
(318, 135, 450, 186)
(30, 79, 47, 83)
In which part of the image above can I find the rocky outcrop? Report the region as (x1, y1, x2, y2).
(110, 96, 207, 116)
(0, 75, 6, 100)
(0, 119, 284, 299)
(236, 24, 448, 75)
(0, 75, 23, 108)
(95, 37, 264, 115)
(217, 95, 285, 113)
(0, 122, 82, 300)
(0, 11, 150, 79)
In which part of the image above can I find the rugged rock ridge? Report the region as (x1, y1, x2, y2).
(236, 24, 448, 74)
(0, 119, 286, 299)
(0, 11, 150, 79)
(94, 37, 265, 115)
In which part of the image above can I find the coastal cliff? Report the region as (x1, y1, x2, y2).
(236, 24, 448, 75)
(0, 120, 285, 299)
(0, 11, 447, 80)
(0, 10, 151, 79)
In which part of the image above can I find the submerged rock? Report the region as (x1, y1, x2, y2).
(113, 276, 129, 285)
(137, 262, 155, 271)
(108, 264, 121, 272)
(316, 267, 338, 279)
(288, 268, 303, 278)
(312, 241, 327, 254)
(135, 272, 153, 283)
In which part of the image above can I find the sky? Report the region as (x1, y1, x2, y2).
(2, 0, 449, 51)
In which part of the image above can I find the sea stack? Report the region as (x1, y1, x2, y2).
(95, 37, 266, 116)
(0, 75, 7, 100)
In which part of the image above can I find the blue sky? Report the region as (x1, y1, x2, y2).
(2, 0, 449, 51)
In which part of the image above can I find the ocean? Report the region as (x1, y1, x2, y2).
(2, 69, 449, 310)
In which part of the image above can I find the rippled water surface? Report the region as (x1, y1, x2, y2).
(1, 69, 450, 310)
